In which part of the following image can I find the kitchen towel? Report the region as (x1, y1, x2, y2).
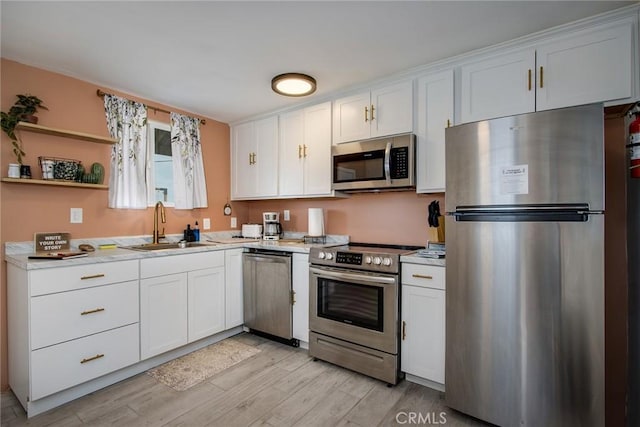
(308, 208, 325, 236)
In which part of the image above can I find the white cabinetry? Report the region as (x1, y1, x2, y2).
(231, 116, 279, 199)
(225, 248, 244, 328)
(401, 263, 445, 388)
(292, 253, 310, 343)
(460, 18, 635, 123)
(279, 102, 332, 197)
(140, 251, 226, 359)
(416, 70, 454, 193)
(7, 260, 140, 408)
(333, 80, 413, 144)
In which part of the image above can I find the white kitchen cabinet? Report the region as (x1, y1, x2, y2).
(333, 80, 413, 144)
(401, 263, 445, 387)
(225, 248, 244, 329)
(140, 251, 227, 359)
(292, 253, 310, 343)
(416, 69, 454, 193)
(7, 260, 140, 409)
(279, 102, 332, 197)
(231, 115, 279, 199)
(460, 18, 635, 123)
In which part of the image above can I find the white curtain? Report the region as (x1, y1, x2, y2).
(104, 95, 148, 209)
(170, 112, 208, 209)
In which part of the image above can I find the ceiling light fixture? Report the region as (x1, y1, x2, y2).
(271, 73, 317, 97)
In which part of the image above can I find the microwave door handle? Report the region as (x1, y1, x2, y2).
(384, 142, 392, 185)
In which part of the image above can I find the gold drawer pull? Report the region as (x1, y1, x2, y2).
(80, 273, 105, 280)
(412, 274, 433, 280)
(81, 307, 105, 316)
(402, 321, 407, 340)
(80, 354, 104, 364)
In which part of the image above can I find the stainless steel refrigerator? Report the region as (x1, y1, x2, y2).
(444, 103, 604, 426)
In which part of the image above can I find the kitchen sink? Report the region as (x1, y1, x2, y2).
(122, 242, 213, 251)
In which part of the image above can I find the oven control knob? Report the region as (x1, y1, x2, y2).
(318, 251, 326, 259)
(373, 256, 382, 265)
(382, 257, 392, 266)
(326, 252, 334, 260)
(364, 256, 372, 264)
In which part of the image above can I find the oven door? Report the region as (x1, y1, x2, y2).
(309, 266, 399, 354)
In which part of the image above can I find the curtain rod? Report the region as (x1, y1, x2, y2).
(96, 89, 206, 124)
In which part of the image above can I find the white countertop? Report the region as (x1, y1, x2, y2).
(5, 232, 349, 270)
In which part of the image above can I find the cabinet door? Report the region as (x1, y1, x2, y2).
(225, 248, 244, 329)
(370, 80, 413, 138)
(460, 49, 536, 123)
(401, 284, 445, 384)
(292, 253, 310, 343)
(536, 21, 634, 111)
(140, 273, 188, 359)
(333, 91, 371, 143)
(303, 102, 332, 196)
(231, 122, 256, 199)
(416, 70, 454, 193)
(255, 116, 279, 197)
(188, 267, 226, 342)
(278, 109, 305, 197)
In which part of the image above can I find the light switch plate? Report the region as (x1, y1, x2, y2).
(284, 210, 290, 221)
(231, 217, 237, 228)
(203, 218, 211, 230)
(70, 208, 83, 224)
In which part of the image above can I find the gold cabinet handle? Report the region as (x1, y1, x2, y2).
(298, 145, 302, 159)
(364, 106, 369, 122)
(370, 104, 375, 121)
(402, 321, 407, 340)
(447, 119, 451, 128)
(303, 145, 307, 158)
(528, 69, 532, 91)
(290, 289, 296, 305)
(81, 274, 105, 280)
(539, 66, 544, 88)
(248, 153, 253, 165)
(412, 274, 433, 280)
(81, 307, 105, 316)
(80, 354, 104, 364)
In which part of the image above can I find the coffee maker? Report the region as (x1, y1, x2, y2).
(263, 212, 283, 240)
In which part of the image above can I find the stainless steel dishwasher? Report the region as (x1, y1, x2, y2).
(243, 249, 298, 346)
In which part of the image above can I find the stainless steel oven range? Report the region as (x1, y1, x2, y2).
(308, 243, 421, 385)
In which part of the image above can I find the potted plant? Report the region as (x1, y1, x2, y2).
(1, 94, 48, 164)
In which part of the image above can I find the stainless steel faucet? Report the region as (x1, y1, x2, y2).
(153, 201, 166, 244)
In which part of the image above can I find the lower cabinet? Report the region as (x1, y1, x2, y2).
(401, 263, 445, 386)
(292, 253, 310, 343)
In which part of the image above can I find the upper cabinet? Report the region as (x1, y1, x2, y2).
(416, 69, 454, 194)
(460, 17, 636, 123)
(231, 116, 279, 200)
(333, 80, 413, 144)
(279, 102, 332, 197)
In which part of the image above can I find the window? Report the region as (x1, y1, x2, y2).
(147, 121, 174, 206)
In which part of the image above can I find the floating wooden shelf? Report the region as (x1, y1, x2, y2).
(1, 178, 108, 190)
(15, 122, 117, 145)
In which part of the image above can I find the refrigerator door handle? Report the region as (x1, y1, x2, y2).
(451, 208, 591, 222)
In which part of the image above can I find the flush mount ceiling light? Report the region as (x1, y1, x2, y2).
(271, 73, 317, 97)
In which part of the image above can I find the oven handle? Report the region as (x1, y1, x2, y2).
(384, 141, 392, 186)
(309, 266, 397, 285)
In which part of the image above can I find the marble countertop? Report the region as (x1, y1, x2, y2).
(5, 231, 349, 270)
(400, 253, 446, 267)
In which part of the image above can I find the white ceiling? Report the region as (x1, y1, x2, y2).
(1, 1, 636, 124)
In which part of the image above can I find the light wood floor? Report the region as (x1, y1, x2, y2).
(1, 333, 486, 426)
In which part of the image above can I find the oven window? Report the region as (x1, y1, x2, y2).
(333, 150, 385, 183)
(317, 278, 383, 331)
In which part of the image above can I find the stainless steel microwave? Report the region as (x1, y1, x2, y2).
(332, 133, 415, 192)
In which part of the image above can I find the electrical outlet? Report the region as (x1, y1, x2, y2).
(203, 218, 211, 230)
(70, 208, 83, 224)
(284, 210, 290, 221)
(231, 217, 237, 228)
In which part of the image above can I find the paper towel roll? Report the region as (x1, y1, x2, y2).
(308, 208, 325, 237)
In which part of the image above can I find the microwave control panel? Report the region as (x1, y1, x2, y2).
(390, 147, 409, 179)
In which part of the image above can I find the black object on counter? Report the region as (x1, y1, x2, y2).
(428, 200, 441, 227)
(184, 224, 196, 242)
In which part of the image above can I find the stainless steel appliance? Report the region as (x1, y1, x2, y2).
(263, 212, 283, 240)
(309, 243, 421, 385)
(445, 103, 605, 426)
(243, 249, 297, 346)
(332, 134, 415, 192)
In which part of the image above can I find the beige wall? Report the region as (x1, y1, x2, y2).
(0, 59, 441, 392)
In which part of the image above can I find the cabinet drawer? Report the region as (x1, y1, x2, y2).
(402, 263, 445, 290)
(30, 260, 138, 296)
(31, 323, 139, 400)
(140, 250, 225, 278)
(31, 281, 139, 350)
